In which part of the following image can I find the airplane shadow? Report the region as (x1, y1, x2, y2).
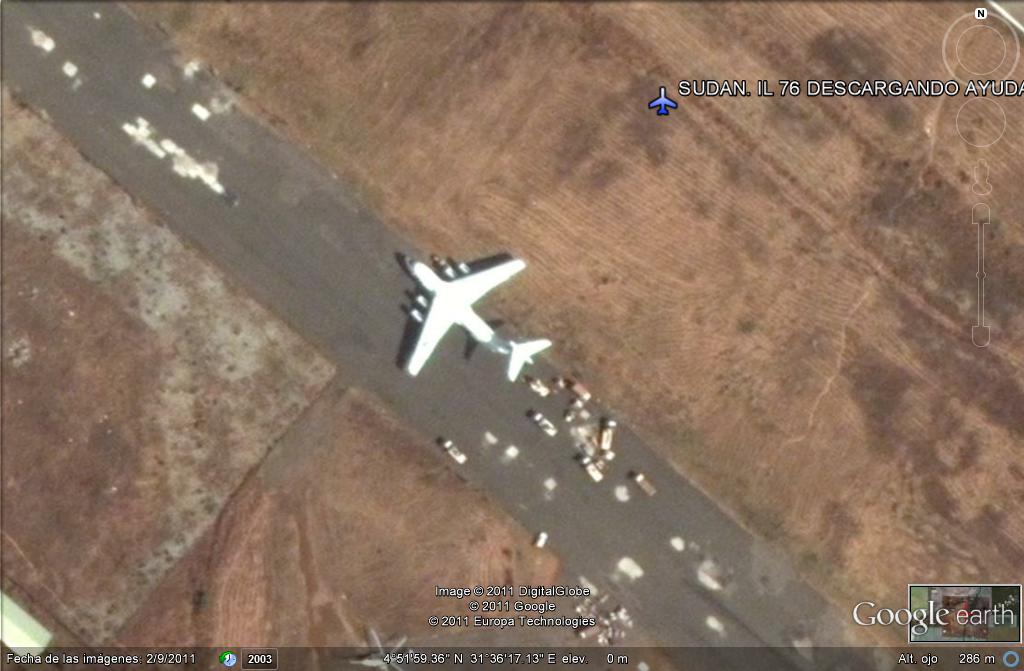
(463, 319, 504, 361)
(395, 309, 421, 372)
(467, 252, 516, 272)
(394, 252, 420, 371)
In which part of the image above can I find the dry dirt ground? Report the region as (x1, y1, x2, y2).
(132, 1, 1024, 640)
(2, 90, 563, 651)
(1, 90, 335, 643)
(115, 385, 562, 650)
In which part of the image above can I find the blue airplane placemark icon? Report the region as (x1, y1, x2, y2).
(648, 86, 678, 116)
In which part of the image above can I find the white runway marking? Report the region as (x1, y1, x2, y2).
(616, 556, 644, 581)
(141, 73, 156, 89)
(705, 615, 726, 636)
(191, 103, 211, 121)
(122, 117, 226, 195)
(122, 117, 166, 158)
(208, 96, 233, 115)
(159, 139, 226, 194)
(501, 445, 520, 463)
(61, 62, 78, 78)
(29, 28, 55, 53)
(543, 476, 557, 500)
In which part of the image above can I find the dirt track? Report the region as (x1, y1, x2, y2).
(116, 386, 561, 648)
(1, 90, 336, 642)
(132, 1, 1024, 624)
(2, 88, 558, 647)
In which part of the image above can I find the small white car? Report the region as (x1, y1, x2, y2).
(534, 531, 549, 548)
(438, 438, 467, 464)
(529, 410, 558, 437)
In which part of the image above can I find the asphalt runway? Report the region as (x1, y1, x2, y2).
(2, 4, 865, 669)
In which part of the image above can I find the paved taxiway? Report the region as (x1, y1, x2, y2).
(3, 4, 864, 669)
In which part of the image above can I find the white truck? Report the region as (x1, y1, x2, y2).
(598, 417, 617, 453)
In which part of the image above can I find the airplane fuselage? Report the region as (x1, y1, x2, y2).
(411, 261, 497, 345)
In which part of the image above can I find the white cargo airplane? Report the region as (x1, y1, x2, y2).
(402, 254, 551, 381)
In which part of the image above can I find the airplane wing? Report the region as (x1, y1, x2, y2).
(648, 97, 662, 109)
(451, 258, 526, 304)
(406, 298, 457, 376)
(666, 97, 678, 108)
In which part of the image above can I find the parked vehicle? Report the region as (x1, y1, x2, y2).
(529, 410, 558, 436)
(599, 417, 618, 452)
(524, 376, 551, 397)
(630, 470, 656, 496)
(438, 437, 467, 464)
(580, 455, 605, 482)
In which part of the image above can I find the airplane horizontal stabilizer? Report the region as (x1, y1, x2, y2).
(507, 339, 551, 381)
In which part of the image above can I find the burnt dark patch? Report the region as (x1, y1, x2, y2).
(955, 433, 981, 472)
(768, 95, 835, 144)
(844, 341, 915, 454)
(191, 588, 207, 613)
(722, 155, 753, 188)
(919, 476, 959, 519)
(970, 504, 1024, 567)
(891, 289, 1024, 440)
(554, 116, 604, 180)
(625, 114, 669, 167)
(857, 156, 1024, 327)
(808, 28, 885, 79)
(789, 207, 829, 256)
(737, 318, 757, 334)
(87, 418, 124, 454)
(904, 396, 963, 478)
(458, 5, 529, 67)
(820, 499, 860, 565)
(587, 158, 625, 191)
(604, 75, 671, 168)
(348, 37, 372, 60)
(807, 27, 912, 132)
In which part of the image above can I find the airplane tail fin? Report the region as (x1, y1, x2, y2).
(506, 339, 551, 381)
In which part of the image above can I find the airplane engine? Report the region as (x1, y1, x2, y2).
(431, 254, 457, 279)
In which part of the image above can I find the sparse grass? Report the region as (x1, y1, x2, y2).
(128, 3, 1024, 645)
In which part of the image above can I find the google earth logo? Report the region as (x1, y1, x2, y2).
(219, 650, 238, 667)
